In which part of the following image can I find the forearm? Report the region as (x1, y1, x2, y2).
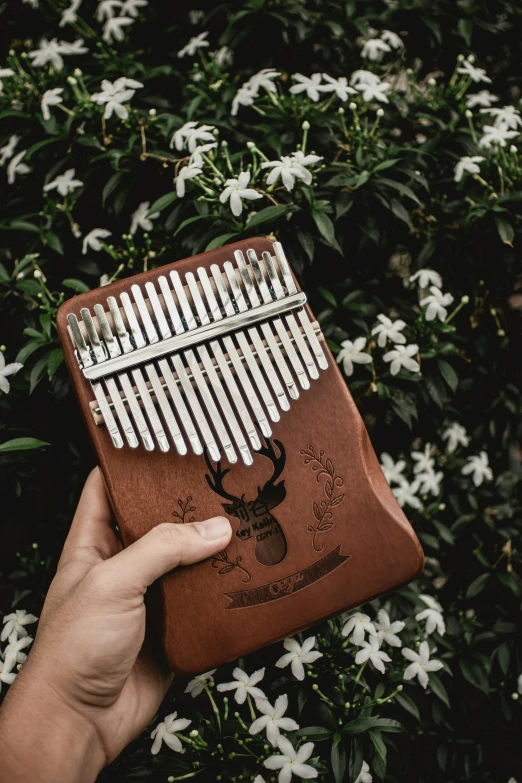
(0, 665, 106, 783)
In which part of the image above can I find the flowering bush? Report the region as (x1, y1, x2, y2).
(1, 0, 522, 781)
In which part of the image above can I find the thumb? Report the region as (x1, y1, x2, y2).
(99, 517, 232, 594)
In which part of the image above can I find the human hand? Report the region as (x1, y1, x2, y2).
(0, 467, 232, 782)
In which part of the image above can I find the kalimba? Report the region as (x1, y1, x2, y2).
(58, 237, 424, 674)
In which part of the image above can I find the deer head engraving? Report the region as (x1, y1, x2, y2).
(204, 437, 288, 566)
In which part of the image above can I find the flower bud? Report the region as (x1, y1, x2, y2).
(461, 294, 470, 304)
(465, 109, 472, 118)
(457, 53, 465, 62)
(397, 684, 403, 691)
(511, 693, 519, 700)
(32, 542, 38, 549)
(428, 77, 436, 86)
(74, 67, 82, 76)
(302, 120, 310, 130)
(67, 76, 77, 85)
(33, 269, 42, 279)
(190, 729, 199, 738)
(338, 106, 345, 114)
(510, 145, 518, 153)
(497, 328, 505, 337)
(149, 108, 156, 117)
(439, 503, 446, 511)
(349, 102, 357, 111)
(312, 683, 318, 690)
(246, 141, 255, 149)
(467, 54, 475, 63)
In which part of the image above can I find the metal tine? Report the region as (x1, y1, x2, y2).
(118, 293, 158, 451)
(140, 282, 188, 455)
(211, 263, 278, 429)
(198, 267, 264, 450)
(225, 260, 290, 413)
(160, 273, 222, 462)
(93, 304, 138, 449)
(107, 296, 133, 354)
(262, 250, 318, 382)
(171, 270, 237, 464)
(273, 241, 328, 371)
(238, 249, 299, 401)
(248, 248, 308, 395)
(80, 308, 107, 364)
(92, 382, 124, 449)
(131, 284, 159, 345)
(67, 313, 93, 368)
(187, 272, 252, 465)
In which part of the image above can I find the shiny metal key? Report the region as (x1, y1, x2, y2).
(171, 270, 237, 464)
(92, 382, 123, 448)
(211, 263, 277, 430)
(188, 272, 253, 464)
(261, 250, 317, 382)
(273, 241, 328, 371)
(198, 267, 263, 450)
(225, 261, 289, 412)
(80, 308, 107, 364)
(107, 296, 133, 354)
(67, 313, 93, 368)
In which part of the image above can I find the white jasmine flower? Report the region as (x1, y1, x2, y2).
(7, 150, 31, 184)
(409, 268, 442, 290)
(318, 74, 356, 101)
(374, 609, 405, 647)
(481, 105, 522, 131)
(82, 228, 112, 254)
(454, 155, 485, 183)
(217, 667, 266, 704)
(60, 0, 82, 27)
(262, 156, 312, 191)
(0, 351, 23, 394)
(102, 16, 134, 43)
(232, 84, 257, 115)
(402, 641, 443, 689)
(392, 479, 423, 510)
(420, 286, 454, 322)
(478, 124, 519, 148)
(219, 171, 262, 217)
(249, 694, 299, 747)
(121, 0, 147, 17)
(0, 134, 20, 166)
(411, 443, 435, 474)
(0, 67, 15, 92)
(355, 634, 392, 673)
(28, 39, 64, 70)
(361, 38, 391, 61)
(461, 451, 493, 486)
(275, 636, 323, 681)
(466, 90, 498, 109)
(189, 142, 217, 165)
(291, 151, 323, 167)
(289, 73, 323, 102)
(381, 30, 403, 49)
(457, 60, 491, 83)
(383, 344, 420, 375)
(41, 88, 64, 121)
(371, 314, 406, 347)
(184, 669, 216, 697)
(213, 45, 233, 68)
(355, 79, 391, 103)
(176, 162, 203, 197)
(91, 76, 143, 120)
(58, 39, 88, 55)
(150, 712, 191, 755)
(171, 123, 216, 152)
(1, 610, 38, 641)
(44, 168, 83, 197)
(416, 470, 443, 496)
(355, 760, 373, 783)
(416, 607, 446, 636)
(419, 594, 443, 612)
(170, 121, 197, 150)
(336, 337, 372, 376)
(264, 736, 317, 782)
(23, 0, 39, 6)
(0, 654, 17, 691)
(342, 612, 376, 646)
(178, 31, 209, 58)
(250, 68, 280, 93)
(96, 0, 123, 21)
(130, 201, 159, 235)
(350, 70, 382, 87)
(380, 453, 407, 486)
(442, 422, 469, 453)
(3, 632, 33, 664)
(188, 9, 204, 24)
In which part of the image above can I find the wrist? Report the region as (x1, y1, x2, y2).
(0, 662, 106, 783)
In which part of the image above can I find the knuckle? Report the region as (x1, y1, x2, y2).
(152, 522, 185, 549)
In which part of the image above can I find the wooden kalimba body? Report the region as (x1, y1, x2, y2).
(57, 237, 424, 674)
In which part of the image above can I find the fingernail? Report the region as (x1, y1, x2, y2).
(195, 516, 231, 540)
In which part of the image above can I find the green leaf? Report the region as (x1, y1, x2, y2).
(466, 572, 490, 599)
(369, 730, 387, 763)
(458, 18, 473, 46)
(428, 673, 450, 707)
(148, 191, 178, 215)
(331, 741, 346, 783)
(4, 219, 41, 233)
(16, 338, 47, 364)
(0, 437, 49, 453)
(246, 204, 290, 228)
(318, 287, 337, 307)
(355, 170, 371, 188)
(311, 210, 342, 254)
(379, 177, 422, 205)
(396, 691, 420, 720)
(44, 231, 64, 255)
(343, 717, 404, 734)
(102, 172, 123, 206)
(459, 658, 489, 693)
(295, 726, 332, 740)
(174, 214, 216, 236)
(437, 359, 459, 393)
(47, 348, 64, 379)
(373, 158, 401, 171)
(495, 217, 514, 246)
(62, 278, 90, 293)
(205, 232, 238, 251)
(30, 354, 51, 393)
(390, 198, 412, 229)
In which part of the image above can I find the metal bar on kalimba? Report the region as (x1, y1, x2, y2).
(210, 263, 278, 427)
(273, 241, 328, 371)
(261, 251, 318, 380)
(93, 304, 139, 449)
(170, 270, 237, 464)
(197, 267, 264, 449)
(107, 296, 134, 354)
(188, 271, 258, 461)
(247, 248, 309, 392)
(67, 313, 94, 368)
(235, 250, 298, 401)
(224, 261, 289, 412)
